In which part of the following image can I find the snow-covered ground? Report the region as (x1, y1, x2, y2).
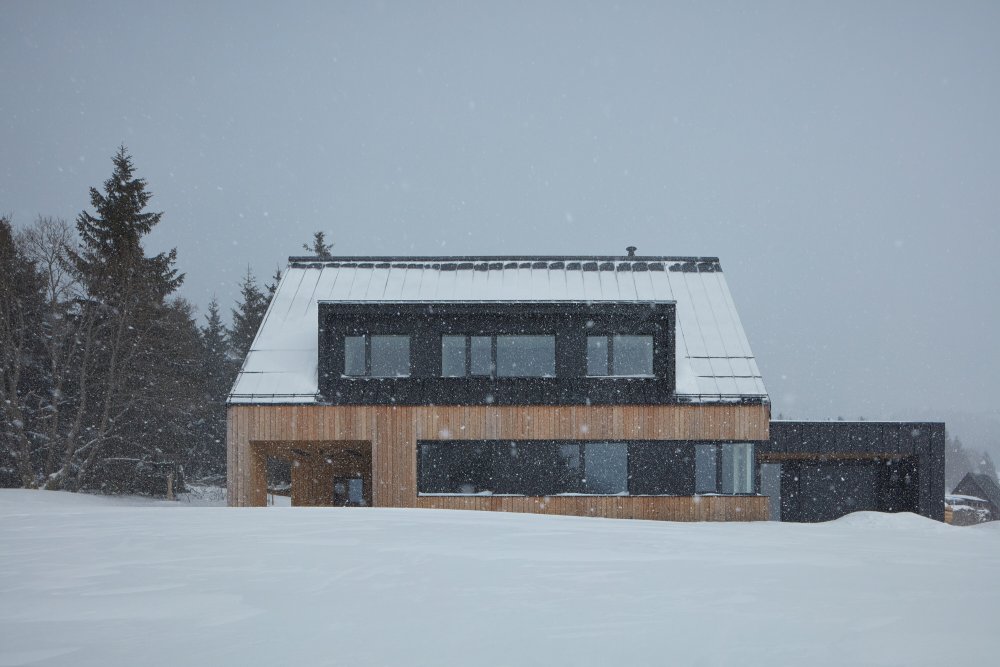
(1, 490, 997, 667)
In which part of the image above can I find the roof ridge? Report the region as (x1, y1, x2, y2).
(287, 255, 721, 263)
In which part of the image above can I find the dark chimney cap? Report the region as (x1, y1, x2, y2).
(626, 246, 637, 257)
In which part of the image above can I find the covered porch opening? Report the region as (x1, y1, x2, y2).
(251, 440, 372, 507)
(758, 452, 919, 522)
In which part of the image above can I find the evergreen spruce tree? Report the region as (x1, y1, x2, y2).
(201, 297, 229, 361)
(72, 146, 182, 305)
(229, 268, 269, 361)
(303, 231, 334, 258)
(0, 217, 48, 487)
(46, 146, 187, 492)
(267, 267, 282, 297)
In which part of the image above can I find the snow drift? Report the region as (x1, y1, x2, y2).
(1, 490, 997, 667)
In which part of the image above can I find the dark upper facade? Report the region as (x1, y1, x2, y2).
(316, 300, 676, 405)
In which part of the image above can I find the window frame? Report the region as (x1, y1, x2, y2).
(416, 439, 759, 497)
(342, 333, 412, 378)
(586, 334, 655, 377)
(442, 334, 557, 378)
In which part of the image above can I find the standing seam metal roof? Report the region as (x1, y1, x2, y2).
(228, 256, 768, 404)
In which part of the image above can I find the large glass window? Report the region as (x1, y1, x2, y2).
(441, 335, 466, 377)
(587, 336, 608, 376)
(613, 335, 654, 376)
(720, 442, 754, 494)
(344, 335, 366, 376)
(695, 444, 718, 493)
(442, 335, 555, 377)
(583, 442, 628, 494)
(470, 336, 493, 376)
(418, 440, 755, 497)
(371, 335, 410, 377)
(496, 335, 555, 377)
(587, 335, 654, 377)
(695, 443, 754, 494)
(343, 334, 411, 377)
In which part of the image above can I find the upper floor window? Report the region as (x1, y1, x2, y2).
(586, 335, 654, 376)
(441, 334, 555, 377)
(344, 334, 411, 377)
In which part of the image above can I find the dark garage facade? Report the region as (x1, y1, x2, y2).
(761, 421, 945, 522)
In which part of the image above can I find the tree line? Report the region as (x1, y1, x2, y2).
(0, 147, 302, 494)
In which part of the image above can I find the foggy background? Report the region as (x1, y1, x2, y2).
(2, 1, 998, 453)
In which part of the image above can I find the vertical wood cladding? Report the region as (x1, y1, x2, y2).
(227, 403, 770, 520)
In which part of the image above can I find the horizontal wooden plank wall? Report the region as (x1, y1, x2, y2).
(227, 403, 770, 520)
(414, 495, 769, 522)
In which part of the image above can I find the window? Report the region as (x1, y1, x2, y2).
(418, 440, 755, 497)
(613, 335, 654, 376)
(343, 334, 411, 377)
(586, 336, 608, 376)
(470, 336, 492, 376)
(586, 335, 654, 376)
(496, 335, 555, 377)
(583, 442, 628, 494)
(721, 442, 754, 494)
(696, 442, 755, 494)
(440, 334, 555, 377)
(441, 335, 465, 377)
(418, 441, 594, 496)
(344, 336, 366, 376)
(695, 444, 718, 493)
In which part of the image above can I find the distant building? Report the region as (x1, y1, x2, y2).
(949, 473, 1000, 524)
(226, 251, 944, 521)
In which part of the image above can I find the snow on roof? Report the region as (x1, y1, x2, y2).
(228, 255, 768, 404)
(946, 494, 988, 504)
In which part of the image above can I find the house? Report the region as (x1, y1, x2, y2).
(227, 252, 944, 522)
(949, 473, 1000, 523)
(944, 494, 992, 525)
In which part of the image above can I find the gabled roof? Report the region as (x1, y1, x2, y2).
(953, 473, 1000, 510)
(228, 255, 768, 404)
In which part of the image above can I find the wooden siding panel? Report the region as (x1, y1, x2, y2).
(411, 494, 769, 522)
(228, 403, 771, 519)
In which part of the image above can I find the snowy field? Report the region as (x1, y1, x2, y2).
(1, 490, 998, 667)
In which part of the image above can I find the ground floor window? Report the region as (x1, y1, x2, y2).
(418, 440, 757, 496)
(695, 442, 755, 494)
(583, 442, 628, 494)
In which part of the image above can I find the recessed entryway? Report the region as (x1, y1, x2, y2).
(251, 440, 372, 507)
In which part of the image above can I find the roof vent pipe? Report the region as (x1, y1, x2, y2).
(626, 246, 637, 257)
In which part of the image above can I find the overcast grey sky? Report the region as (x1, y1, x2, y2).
(2, 1, 998, 445)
